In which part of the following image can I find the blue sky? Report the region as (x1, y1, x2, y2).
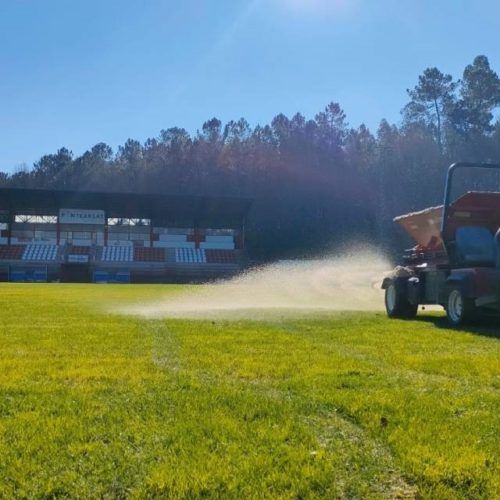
(0, 0, 498, 172)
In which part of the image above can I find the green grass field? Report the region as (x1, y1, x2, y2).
(0, 284, 498, 499)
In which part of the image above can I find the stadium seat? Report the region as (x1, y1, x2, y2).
(175, 248, 207, 264)
(70, 246, 91, 255)
(21, 244, 58, 261)
(134, 247, 165, 262)
(67, 245, 92, 263)
(0, 245, 25, 260)
(102, 246, 133, 262)
(205, 249, 237, 264)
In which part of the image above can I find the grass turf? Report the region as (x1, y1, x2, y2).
(0, 284, 498, 498)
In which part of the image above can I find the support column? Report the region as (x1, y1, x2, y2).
(240, 219, 246, 250)
(193, 226, 200, 249)
(104, 212, 108, 247)
(7, 211, 13, 245)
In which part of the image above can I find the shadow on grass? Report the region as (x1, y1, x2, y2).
(415, 313, 500, 339)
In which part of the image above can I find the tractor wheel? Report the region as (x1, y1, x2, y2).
(385, 280, 418, 319)
(446, 285, 475, 326)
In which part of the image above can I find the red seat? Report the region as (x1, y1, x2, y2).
(205, 250, 237, 264)
(134, 247, 165, 262)
(0, 245, 25, 260)
(70, 246, 90, 255)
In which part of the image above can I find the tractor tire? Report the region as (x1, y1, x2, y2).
(385, 280, 418, 319)
(446, 285, 476, 327)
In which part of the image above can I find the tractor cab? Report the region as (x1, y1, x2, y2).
(383, 163, 500, 326)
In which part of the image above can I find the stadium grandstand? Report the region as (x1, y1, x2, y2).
(0, 188, 252, 283)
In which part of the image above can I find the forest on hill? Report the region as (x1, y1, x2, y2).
(2, 55, 500, 260)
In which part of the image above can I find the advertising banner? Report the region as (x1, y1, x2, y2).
(59, 208, 105, 225)
(68, 254, 89, 263)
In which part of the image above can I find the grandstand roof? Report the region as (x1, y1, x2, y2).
(0, 188, 252, 228)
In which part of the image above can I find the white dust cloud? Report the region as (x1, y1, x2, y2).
(121, 249, 391, 320)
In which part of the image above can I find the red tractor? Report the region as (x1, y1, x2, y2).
(383, 162, 500, 326)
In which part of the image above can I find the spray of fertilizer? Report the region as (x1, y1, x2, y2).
(120, 248, 390, 320)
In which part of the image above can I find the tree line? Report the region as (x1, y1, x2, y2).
(2, 55, 499, 260)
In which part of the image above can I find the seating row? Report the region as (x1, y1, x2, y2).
(102, 246, 133, 262)
(70, 246, 91, 255)
(175, 248, 237, 264)
(0, 244, 238, 264)
(206, 249, 238, 264)
(102, 246, 167, 263)
(134, 247, 165, 262)
(22, 244, 58, 261)
(0, 245, 25, 260)
(175, 248, 206, 264)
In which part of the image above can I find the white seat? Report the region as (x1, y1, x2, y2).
(102, 246, 132, 262)
(175, 248, 206, 264)
(22, 244, 58, 261)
